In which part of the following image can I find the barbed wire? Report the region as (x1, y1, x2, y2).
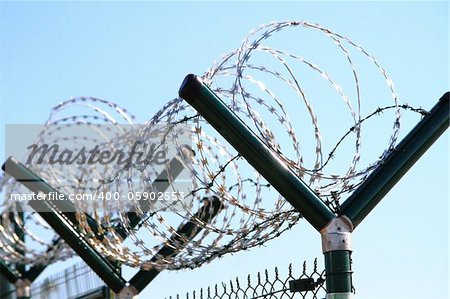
(0, 20, 427, 270)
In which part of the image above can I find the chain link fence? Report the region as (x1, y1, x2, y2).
(167, 259, 326, 299)
(30, 262, 111, 299)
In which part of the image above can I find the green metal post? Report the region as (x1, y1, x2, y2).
(2, 157, 103, 237)
(128, 196, 223, 293)
(0, 217, 21, 299)
(321, 216, 354, 298)
(4, 148, 190, 294)
(340, 92, 449, 228)
(2, 157, 127, 294)
(178, 74, 334, 232)
(31, 199, 126, 293)
(0, 266, 16, 299)
(22, 157, 184, 287)
(22, 156, 185, 282)
(12, 209, 30, 299)
(324, 251, 352, 296)
(0, 260, 20, 284)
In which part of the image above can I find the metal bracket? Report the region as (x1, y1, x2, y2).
(320, 216, 354, 253)
(289, 277, 325, 292)
(117, 286, 139, 299)
(15, 279, 31, 298)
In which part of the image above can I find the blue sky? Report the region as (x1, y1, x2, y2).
(0, 1, 448, 298)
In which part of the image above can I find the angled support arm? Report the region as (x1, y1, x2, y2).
(128, 196, 223, 293)
(340, 92, 449, 228)
(178, 74, 335, 232)
(2, 158, 127, 294)
(0, 260, 20, 284)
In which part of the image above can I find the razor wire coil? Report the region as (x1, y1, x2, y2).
(0, 20, 428, 269)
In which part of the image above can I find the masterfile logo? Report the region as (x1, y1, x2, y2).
(4, 124, 193, 212)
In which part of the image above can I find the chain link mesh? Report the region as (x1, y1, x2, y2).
(168, 259, 326, 299)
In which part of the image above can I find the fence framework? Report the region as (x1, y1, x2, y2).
(1, 78, 448, 298)
(179, 75, 449, 298)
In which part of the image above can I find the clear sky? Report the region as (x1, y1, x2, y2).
(0, 1, 448, 299)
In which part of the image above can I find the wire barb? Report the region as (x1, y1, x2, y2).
(0, 20, 425, 270)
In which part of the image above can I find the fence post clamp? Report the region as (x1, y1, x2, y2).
(321, 216, 354, 299)
(118, 286, 139, 299)
(321, 216, 353, 253)
(15, 278, 31, 299)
